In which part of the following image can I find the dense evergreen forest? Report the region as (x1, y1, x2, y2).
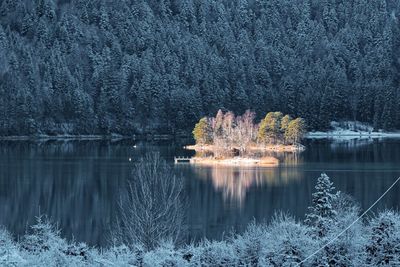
(1, 0, 400, 136)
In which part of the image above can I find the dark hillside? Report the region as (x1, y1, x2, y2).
(0, 0, 399, 135)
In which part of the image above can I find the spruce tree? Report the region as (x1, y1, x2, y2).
(305, 173, 339, 237)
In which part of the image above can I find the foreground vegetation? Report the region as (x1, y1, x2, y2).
(192, 110, 306, 157)
(1, 169, 399, 266)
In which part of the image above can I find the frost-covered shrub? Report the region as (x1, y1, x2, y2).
(365, 210, 400, 266)
(302, 191, 366, 266)
(20, 216, 72, 265)
(262, 214, 317, 266)
(63, 242, 90, 261)
(319, 193, 366, 266)
(189, 240, 238, 266)
(231, 222, 267, 266)
(0, 227, 15, 254)
(100, 244, 137, 266)
(143, 240, 188, 266)
(19, 216, 97, 266)
(0, 227, 25, 266)
(21, 215, 67, 254)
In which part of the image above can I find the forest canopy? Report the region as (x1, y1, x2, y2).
(0, 0, 399, 135)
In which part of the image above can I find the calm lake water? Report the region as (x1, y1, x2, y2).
(0, 138, 399, 246)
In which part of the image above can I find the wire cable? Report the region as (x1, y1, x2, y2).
(297, 176, 400, 266)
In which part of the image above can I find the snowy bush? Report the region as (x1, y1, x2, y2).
(16, 216, 104, 266)
(262, 214, 317, 266)
(365, 210, 400, 266)
(313, 198, 365, 266)
(189, 240, 239, 266)
(231, 221, 267, 266)
(143, 240, 188, 266)
(20, 215, 73, 266)
(0, 227, 25, 266)
(21, 215, 66, 254)
(100, 244, 137, 266)
(323, 193, 366, 266)
(305, 176, 367, 266)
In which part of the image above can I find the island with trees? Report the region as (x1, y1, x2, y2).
(187, 110, 306, 166)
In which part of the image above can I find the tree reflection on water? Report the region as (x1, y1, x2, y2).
(193, 153, 303, 205)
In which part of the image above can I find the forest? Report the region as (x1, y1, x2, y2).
(0, 0, 400, 136)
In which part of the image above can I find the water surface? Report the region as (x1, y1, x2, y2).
(0, 138, 399, 246)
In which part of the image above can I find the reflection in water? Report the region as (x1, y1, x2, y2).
(329, 138, 374, 150)
(0, 141, 131, 246)
(193, 153, 303, 205)
(0, 140, 181, 246)
(0, 139, 399, 246)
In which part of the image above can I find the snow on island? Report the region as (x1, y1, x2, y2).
(189, 156, 280, 167)
(307, 121, 400, 140)
(184, 144, 305, 167)
(185, 144, 305, 153)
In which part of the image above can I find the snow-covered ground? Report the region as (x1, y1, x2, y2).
(306, 121, 400, 140)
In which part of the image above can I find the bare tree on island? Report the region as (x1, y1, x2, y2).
(235, 110, 258, 155)
(113, 153, 186, 251)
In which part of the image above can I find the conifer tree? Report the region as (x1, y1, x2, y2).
(305, 173, 339, 237)
(193, 117, 212, 145)
(280, 114, 292, 133)
(284, 118, 306, 145)
(257, 112, 283, 144)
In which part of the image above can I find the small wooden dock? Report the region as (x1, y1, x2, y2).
(174, 157, 192, 163)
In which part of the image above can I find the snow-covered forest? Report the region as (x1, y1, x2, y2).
(1, 173, 399, 266)
(1, 0, 400, 136)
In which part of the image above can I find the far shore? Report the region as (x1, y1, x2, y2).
(189, 156, 279, 167)
(0, 135, 108, 141)
(306, 131, 400, 140)
(0, 134, 178, 141)
(185, 143, 305, 153)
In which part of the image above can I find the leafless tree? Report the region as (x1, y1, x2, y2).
(113, 153, 186, 251)
(222, 111, 235, 149)
(235, 110, 256, 156)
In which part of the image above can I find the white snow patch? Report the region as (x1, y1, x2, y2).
(306, 121, 400, 140)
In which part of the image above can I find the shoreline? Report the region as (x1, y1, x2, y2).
(0, 135, 130, 141)
(5, 131, 400, 142)
(189, 156, 279, 167)
(185, 144, 305, 153)
(306, 121, 400, 140)
(0, 134, 178, 141)
(306, 132, 400, 140)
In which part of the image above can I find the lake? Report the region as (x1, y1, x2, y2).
(0, 138, 399, 247)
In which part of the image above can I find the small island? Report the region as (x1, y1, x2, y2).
(186, 110, 306, 166)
